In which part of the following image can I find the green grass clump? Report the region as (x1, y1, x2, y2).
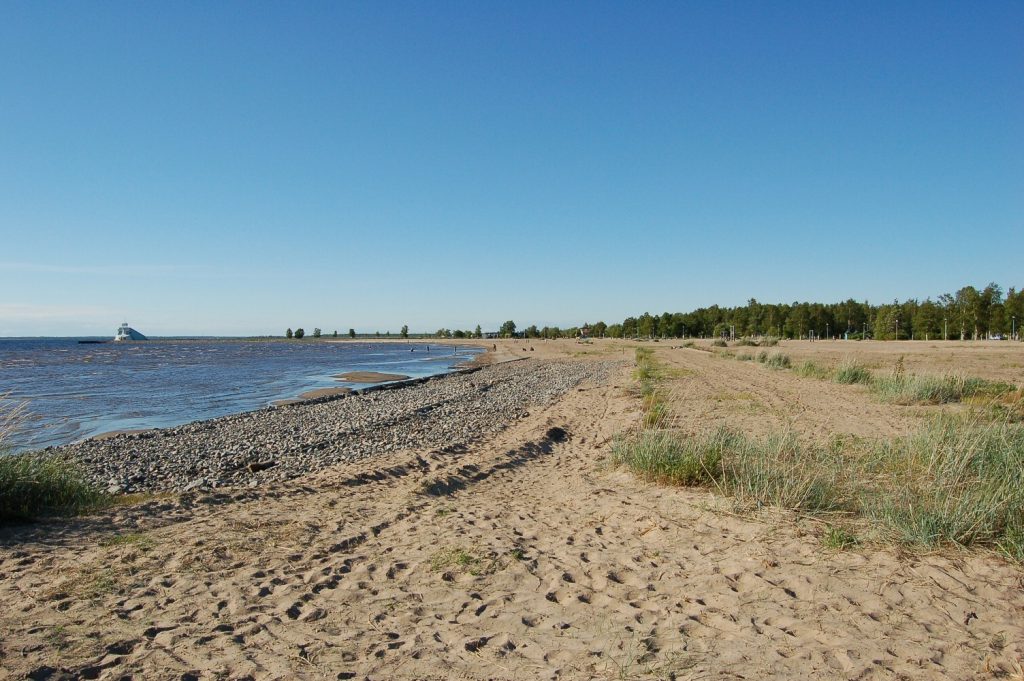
(762, 352, 791, 370)
(612, 429, 726, 486)
(717, 430, 843, 511)
(860, 416, 1024, 559)
(0, 397, 110, 522)
(870, 372, 992, 405)
(833, 360, 873, 385)
(736, 352, 754, 361)
(711, 338, 728, 347)
(822, 525, 859, 550)
(613, 428, 844, 511)
(734, 338, 758, 347)
(795, 360, 832, 380)
(760, 337, 780, 347)
(0, 453, 109, 522)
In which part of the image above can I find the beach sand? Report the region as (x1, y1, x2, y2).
(1, 339, 1023, 679)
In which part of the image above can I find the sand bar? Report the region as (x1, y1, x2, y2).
(272, 386, 352, 406)
(333, 371, 410, 383)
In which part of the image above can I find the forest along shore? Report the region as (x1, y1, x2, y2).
(60, 359, 621, 494)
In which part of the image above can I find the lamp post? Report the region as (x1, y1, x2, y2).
(826, 323, 830, 340)
(944, 317, 947, 342)
(895, 317, 899, 341)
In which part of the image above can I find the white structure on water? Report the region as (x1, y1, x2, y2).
(114, 323, 147, 341)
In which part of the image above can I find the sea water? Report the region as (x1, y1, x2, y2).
(0, 339, 481, 451)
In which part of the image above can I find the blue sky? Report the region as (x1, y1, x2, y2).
(1, 1, 1021, 336)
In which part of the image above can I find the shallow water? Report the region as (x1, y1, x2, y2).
(0, 339, 481, 451)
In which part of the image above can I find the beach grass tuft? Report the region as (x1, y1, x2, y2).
(795, 360, 832, 380)
(611, 429, 724, 486)
(0, 398, 109, 522)
(859, 415, 1024, 559)
(760, 352, 791, 370)
(833, 360, 873, 385)
(869, 372, 994, 405)
(613, 427, 845, 512)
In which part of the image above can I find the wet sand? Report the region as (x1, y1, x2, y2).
(333, 371, 410, 383)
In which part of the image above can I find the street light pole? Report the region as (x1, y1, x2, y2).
(944, 317, 947, 342)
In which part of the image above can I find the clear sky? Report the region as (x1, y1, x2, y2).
(1, 1, 1021, 336)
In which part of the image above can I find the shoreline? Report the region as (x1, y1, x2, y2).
(62, 357, 615, 494)
(83, 350, 502, 445)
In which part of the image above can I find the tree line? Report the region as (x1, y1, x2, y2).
(280, 282, 1022, 342)
(597, 282, 1022, 341)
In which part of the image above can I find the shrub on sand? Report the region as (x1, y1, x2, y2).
(711, 339, 728, 348)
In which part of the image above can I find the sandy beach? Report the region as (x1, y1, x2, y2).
(1, 339, 1023, 679)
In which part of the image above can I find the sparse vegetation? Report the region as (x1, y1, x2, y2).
(614, 413, 1024, 560)
(100, 532, 156, 551)
(822, 525, 859, 550)
(633, 348, 670, 427)
(736, 352, 754, 361)
(430, 547, 478, 572)
(711, 339, 728, 347)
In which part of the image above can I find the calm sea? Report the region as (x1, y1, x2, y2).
(0, 339, 481, 451)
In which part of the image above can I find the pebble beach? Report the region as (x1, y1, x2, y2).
(58, 358, 620, 494)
